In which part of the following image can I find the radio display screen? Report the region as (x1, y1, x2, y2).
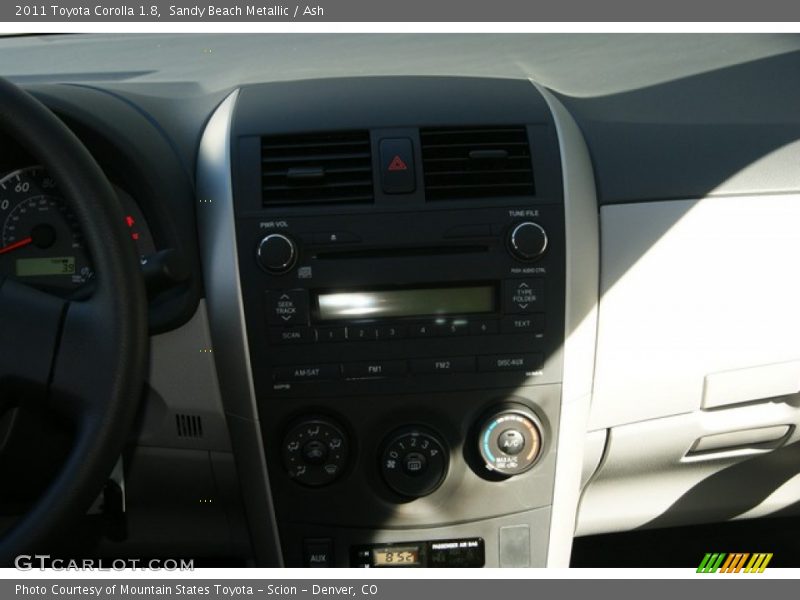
(316, 285, 495, 321)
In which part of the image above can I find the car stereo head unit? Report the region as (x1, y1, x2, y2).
(237, 203, 564, 398)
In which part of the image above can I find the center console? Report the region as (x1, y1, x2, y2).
(198, 77, 598, 567)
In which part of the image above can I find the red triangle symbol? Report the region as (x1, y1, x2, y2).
(388, 155, 408, 171)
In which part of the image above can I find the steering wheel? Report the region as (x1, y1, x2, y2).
(0, 78, 148, 564)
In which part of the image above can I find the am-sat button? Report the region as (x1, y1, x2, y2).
(273, 364, 340, 383)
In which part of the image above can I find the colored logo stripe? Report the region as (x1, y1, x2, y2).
(697, 552, 773, 573)
(697, 553, 726, 573)
(720, 553, 749, 573)
(744, 553, 773, 573)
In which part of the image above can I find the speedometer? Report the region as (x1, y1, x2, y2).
(0, 166, 93, 290)
(0, 166, 155, 293)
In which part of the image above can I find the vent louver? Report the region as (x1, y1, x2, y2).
(420, 126, 534, 201)
(176, 414, 203, 439)
(261, 131, 374, 206)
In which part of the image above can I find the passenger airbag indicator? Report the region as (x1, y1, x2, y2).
(352, 538, 485, 568)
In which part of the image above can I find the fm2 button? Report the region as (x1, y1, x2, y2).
(379, 138, 416, 194)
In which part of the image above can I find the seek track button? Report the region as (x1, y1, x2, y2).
(266, 289, 309, 325)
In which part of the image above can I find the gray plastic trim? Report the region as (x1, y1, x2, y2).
(196, 89, 283, 566)
(532, 82, 600, 567)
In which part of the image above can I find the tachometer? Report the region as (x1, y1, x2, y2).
(0, 166, 93, 290)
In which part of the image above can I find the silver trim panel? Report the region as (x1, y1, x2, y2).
(532, 82, 600, 567)
(196, 89, 283, 566)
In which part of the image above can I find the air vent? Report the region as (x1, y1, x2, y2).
(176, 414, 203, 439)
(420, 126, 534, 201)
(261, 131, 374, 206)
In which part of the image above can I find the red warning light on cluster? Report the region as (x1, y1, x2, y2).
(124, 215, 140, 243)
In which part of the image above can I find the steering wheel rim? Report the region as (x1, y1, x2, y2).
(0, 77, 148, 564)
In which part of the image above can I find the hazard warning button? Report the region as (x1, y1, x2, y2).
(379, 138, 416, 194)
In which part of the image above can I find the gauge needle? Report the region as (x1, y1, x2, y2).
(0, 236, 33, 255)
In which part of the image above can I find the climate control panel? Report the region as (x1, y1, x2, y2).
(477, 407, 542, 477)
(280, 404, 548, 494)
(380, 427, 448, 498)
(282, 418, 349, 487)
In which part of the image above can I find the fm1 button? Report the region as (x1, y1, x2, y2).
(380, 138, 416, 194)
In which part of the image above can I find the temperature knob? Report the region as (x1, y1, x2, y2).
(477, 408, 542, 477)
(508, 222, 548, 261)
(257, 233, 297, 274)
(380, 427, 448, 498)
(282, 418, 349, 487)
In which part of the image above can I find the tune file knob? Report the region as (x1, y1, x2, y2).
(508, 222, 548, 261)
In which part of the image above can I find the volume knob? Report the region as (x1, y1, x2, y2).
(257, 233, 297, 274)
(508, 222, 548, 261)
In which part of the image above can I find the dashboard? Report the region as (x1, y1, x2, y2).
(1, 33, 800, 568)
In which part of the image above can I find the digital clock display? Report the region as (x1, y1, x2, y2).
(371, 546, 421, 567)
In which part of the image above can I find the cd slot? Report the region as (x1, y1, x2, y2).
(314, 244, 490, 260)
